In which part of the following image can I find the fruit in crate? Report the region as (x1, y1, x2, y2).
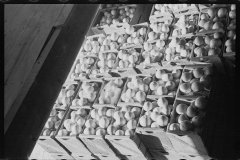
(72, 82, 100, 107)
(140, 99, 172, 128)
(125, 25, 147, 45)
(121, 76, 150, 103)
(97, 79, 123, 105)
(149, 69, 181, 95)
(173, 14, 199, 36)
(118, 48, 140, 68)
(110, 105, 140, 136)
(179, 67, 212, 96)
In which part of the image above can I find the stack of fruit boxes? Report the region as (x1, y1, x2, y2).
(190, 5, 228, 62)
(223, 4, 236, 57)
(91, 4, 145, 35)
(38, 82, 80, 159)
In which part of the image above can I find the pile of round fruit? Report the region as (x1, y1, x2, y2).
(42, 108, 67, 136)
(148, 69, 182, 96)
(224, 4, 236, 54)
(91, 52, 118, 74)
(57, 108, 89, 136)
(97, 6, 136, 26)
(72, 82, 101, 107)
(122, 25, 147, 46)
(141, 41, 165, 65)
(55, 84, 78, 108)
(139, 97, 173, 128)
(169, 96, 207, 132)
(198, 7, 228, 32)
(153, 4, 194, 15)
(83, 32, 122, 55)
(70, 57, 96, 79)
(178, 66, 213, 96)
(163, 37, 193, 61)
(193, 34, 222, 57)
(109, 105, 142, 136)
(148, 23, 171, 41)
(120, 76, 152, 103)
(81, 107, 114, 135)
(172, 14, 199, 37)
(118, 48, 141, 68)
(96, 79, 124, 105)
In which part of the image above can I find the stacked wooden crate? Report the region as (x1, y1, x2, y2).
(36, 4, 235, 160)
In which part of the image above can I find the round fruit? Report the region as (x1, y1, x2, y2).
(161, 74, 173, 82)
(155, 70, 166, 79)
(157, 86, 168, 95)
(143, 101, 153, 111)
(212, 22, 223, 29)
(203, 66, 213, 76)
(139, 115, 152, 127)
(169, 123, 180, 131)
(205, 36, 213, 45)
(191, 81, 204, 92)
(226, 45, 235, 52)
(83, 127, 96, 135)
(225, 39, 235, 46)
(229, 10, 236, 19)
(157, 97, 168, 108)
(176, 104, 188, 114)
(179, 83, 191, 94)
(186, 105, 198, 118)
(131, 107, 141, 117)
(127, 119, 137, 129)
(107, 125, 117, 135)
(217, 8, 227, 18)
(124, 111, 135, 120)
(208, 48, 221, 56)
(99, 117, 110, 129)
(113, 111, 124, 119)
(210, 39, 222, 48)
(115, 130, 125, 136)
(198, 19, 207, 28)
(214, 32, 223, 39)
(204, 21, 213, 30)
(192, 116, 204, 127)
(207, 8, 217, 18)
(96, 128, 106, 136)
(178, 114, 189, 123)
(135, 91, 146, 102)
(180, 120, 194, 131)
(195, 96, 207, 110)
(227, 30, 236, 39)
(194, 37, 204, 46)
(193, 68, 204, 78)
(195, 47, 208, 57)
(125, 129, 134, 136)
(181, 72, 193, 82)
(156, 115, 168, 127)
(115, 117, 126, 126)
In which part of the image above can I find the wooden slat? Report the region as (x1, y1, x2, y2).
(4, 5, 65, 118)
(4, 4, 99, 159)
(4, 4, 41, 65)
(4, 28, 62, 134)
(54, 4, 74, 26)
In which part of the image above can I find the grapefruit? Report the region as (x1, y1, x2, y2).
(195, 96, 207, 110)
(176, 103, 188, 114)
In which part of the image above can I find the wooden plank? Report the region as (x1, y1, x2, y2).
(4, 28, 62, 134)
(4, 5, 65, 118)
(4, 4, 41, 64)
(4, 4, 100, 159)
(54, 4, 74, 26)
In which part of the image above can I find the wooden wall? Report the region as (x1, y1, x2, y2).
(4, 4, 74, 133)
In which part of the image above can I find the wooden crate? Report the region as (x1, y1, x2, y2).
(172, 5, 199, 18)
(169, 12, 200, 39)
(71, 79, 104, 108)
(78, 105, 119, 159)
(91, 4, 143, 35)
(222, 6, 235, 58)
(54, 107, 96, 159)
(198, 4, 228, 13)
(146, 66, 183, 100)
(93, 77, 127, 108)
(149, 5, 173, 23)
(105, 133, 147, 157)
(121, 22, 149, 47)
(117, 75, 152, 107)
(37, 103, 73, 154)
(136, 97, 175, 134)
(50, 153, 75, 160)
(176, 64, 213, 101)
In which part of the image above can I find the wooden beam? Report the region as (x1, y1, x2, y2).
(4, 4, 100, 159)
